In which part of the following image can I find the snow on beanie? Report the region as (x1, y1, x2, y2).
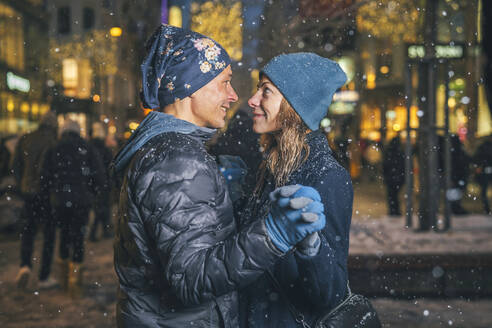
(261, 52, 347, 131)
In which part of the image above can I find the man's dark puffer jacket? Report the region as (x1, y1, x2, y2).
(114, 130, 283, 328)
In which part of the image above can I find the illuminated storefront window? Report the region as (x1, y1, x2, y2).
(62, 58, 92, 99)
(78, 59, 92, 99)
(0, 91, 49, 135)
(63, 58, 78, 95)
(360, 104, 382, 141)
(384, 105, 419, 141)
(477, 84, 492, 137)
(0, 4, 25, 71)
(191, 1, 243, 61)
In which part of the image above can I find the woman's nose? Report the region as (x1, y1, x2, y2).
(248, 91, 260, 109)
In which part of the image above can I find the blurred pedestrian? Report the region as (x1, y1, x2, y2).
(41, 119, 105, 297)
(88, 122, 113, 241)
(438, 134, 470, 215)
(0, 136, 11, 181)
(382, 136, 405, 216)
(12, 111, 58, 290)
(473, 135, 492, 215)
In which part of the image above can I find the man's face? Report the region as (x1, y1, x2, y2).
(248, 76, 283, 134)
(190, 66, 238, 129)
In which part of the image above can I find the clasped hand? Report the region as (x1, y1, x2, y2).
(265, 185, 325, 253)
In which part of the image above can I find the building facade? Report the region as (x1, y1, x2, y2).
(45, 0, 160, 137)
(0, 0, 51, 136)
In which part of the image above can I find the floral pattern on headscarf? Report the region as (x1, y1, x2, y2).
(140, 24, 231, 109)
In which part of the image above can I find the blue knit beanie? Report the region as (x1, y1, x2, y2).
(261, 52, 347, 131)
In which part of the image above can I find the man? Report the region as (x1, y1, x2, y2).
(13, 112, 58, 289)
(112, 25, 326, 327)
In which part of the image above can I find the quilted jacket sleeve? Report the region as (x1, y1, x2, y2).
(130, 151, 283, 307)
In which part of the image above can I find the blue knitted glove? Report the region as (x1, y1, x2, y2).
(218, 155, 248, 202)
(265, 185, 326, 253)
(218, 155, 247, 183)
(220, 167, 246, 182)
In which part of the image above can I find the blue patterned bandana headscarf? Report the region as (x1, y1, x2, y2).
(141, 24, 231, 109)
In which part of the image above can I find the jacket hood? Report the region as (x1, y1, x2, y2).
(112, 111, 215, 172)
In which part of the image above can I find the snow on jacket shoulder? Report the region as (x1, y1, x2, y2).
(115, 131, 282, 328)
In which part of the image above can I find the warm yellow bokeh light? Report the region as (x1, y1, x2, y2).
(129, 122, 139, 130)
(20, 102, 29, 113)
(191, 1, 243, 61)
(40, 105, 50, 115)
(357, 0, 420, 43)
(169, 6, 182, 27)
(110, 27, 122, 37)
(366, 71, 376, 90)
(31, 103, 39, 115)
(7, 98, 14, 112)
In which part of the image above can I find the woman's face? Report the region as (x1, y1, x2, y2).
(248, 76, 284, 134)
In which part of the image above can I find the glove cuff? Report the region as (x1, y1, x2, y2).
(264, 213, 292, 253)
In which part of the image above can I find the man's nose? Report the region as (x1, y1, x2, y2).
(229, 86, 238, 103)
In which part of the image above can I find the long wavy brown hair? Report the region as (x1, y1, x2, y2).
(254, 98, 310, 194)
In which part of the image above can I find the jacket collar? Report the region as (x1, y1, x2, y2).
(112, 111, 215, 172)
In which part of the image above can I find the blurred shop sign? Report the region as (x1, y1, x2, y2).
(407, 44, 465, 60)
(299, 0, 355, 18)
(333, 90, 359, 102)
(329, 101, 355, 115)
(330, 90, 358, 115)
(6, 72, 30, 93)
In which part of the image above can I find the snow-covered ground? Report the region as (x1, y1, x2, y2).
(350, 214, 492, 255)
(1, 223, 492, 327)
(1, 179, 491, 327)
(372, 297, 492, 328)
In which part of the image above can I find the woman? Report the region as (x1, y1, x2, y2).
(239, 53, 353, 327)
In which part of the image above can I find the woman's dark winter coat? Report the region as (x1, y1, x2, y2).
(113, 128, 284, 328)
(239, 130, 353, 328)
